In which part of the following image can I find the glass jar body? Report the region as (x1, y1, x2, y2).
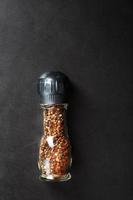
(38, 104, 72, 182)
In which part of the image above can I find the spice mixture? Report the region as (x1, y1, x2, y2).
(38, 105, 71, 178)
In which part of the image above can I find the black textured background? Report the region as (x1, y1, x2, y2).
(0, 0, 132, 200)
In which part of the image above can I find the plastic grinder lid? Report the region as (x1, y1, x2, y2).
(37, 71, 69, 105)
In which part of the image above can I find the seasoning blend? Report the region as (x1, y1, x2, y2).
(37, 72, 72, 182)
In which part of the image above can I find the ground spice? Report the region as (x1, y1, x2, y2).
(38, 104, 71, 179)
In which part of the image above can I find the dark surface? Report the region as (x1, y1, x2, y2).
(0, 0, 132, 200)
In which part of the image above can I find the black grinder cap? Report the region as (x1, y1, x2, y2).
(37, 71, 69, 105)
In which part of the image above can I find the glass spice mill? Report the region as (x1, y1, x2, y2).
(37, 71, 72, 182)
